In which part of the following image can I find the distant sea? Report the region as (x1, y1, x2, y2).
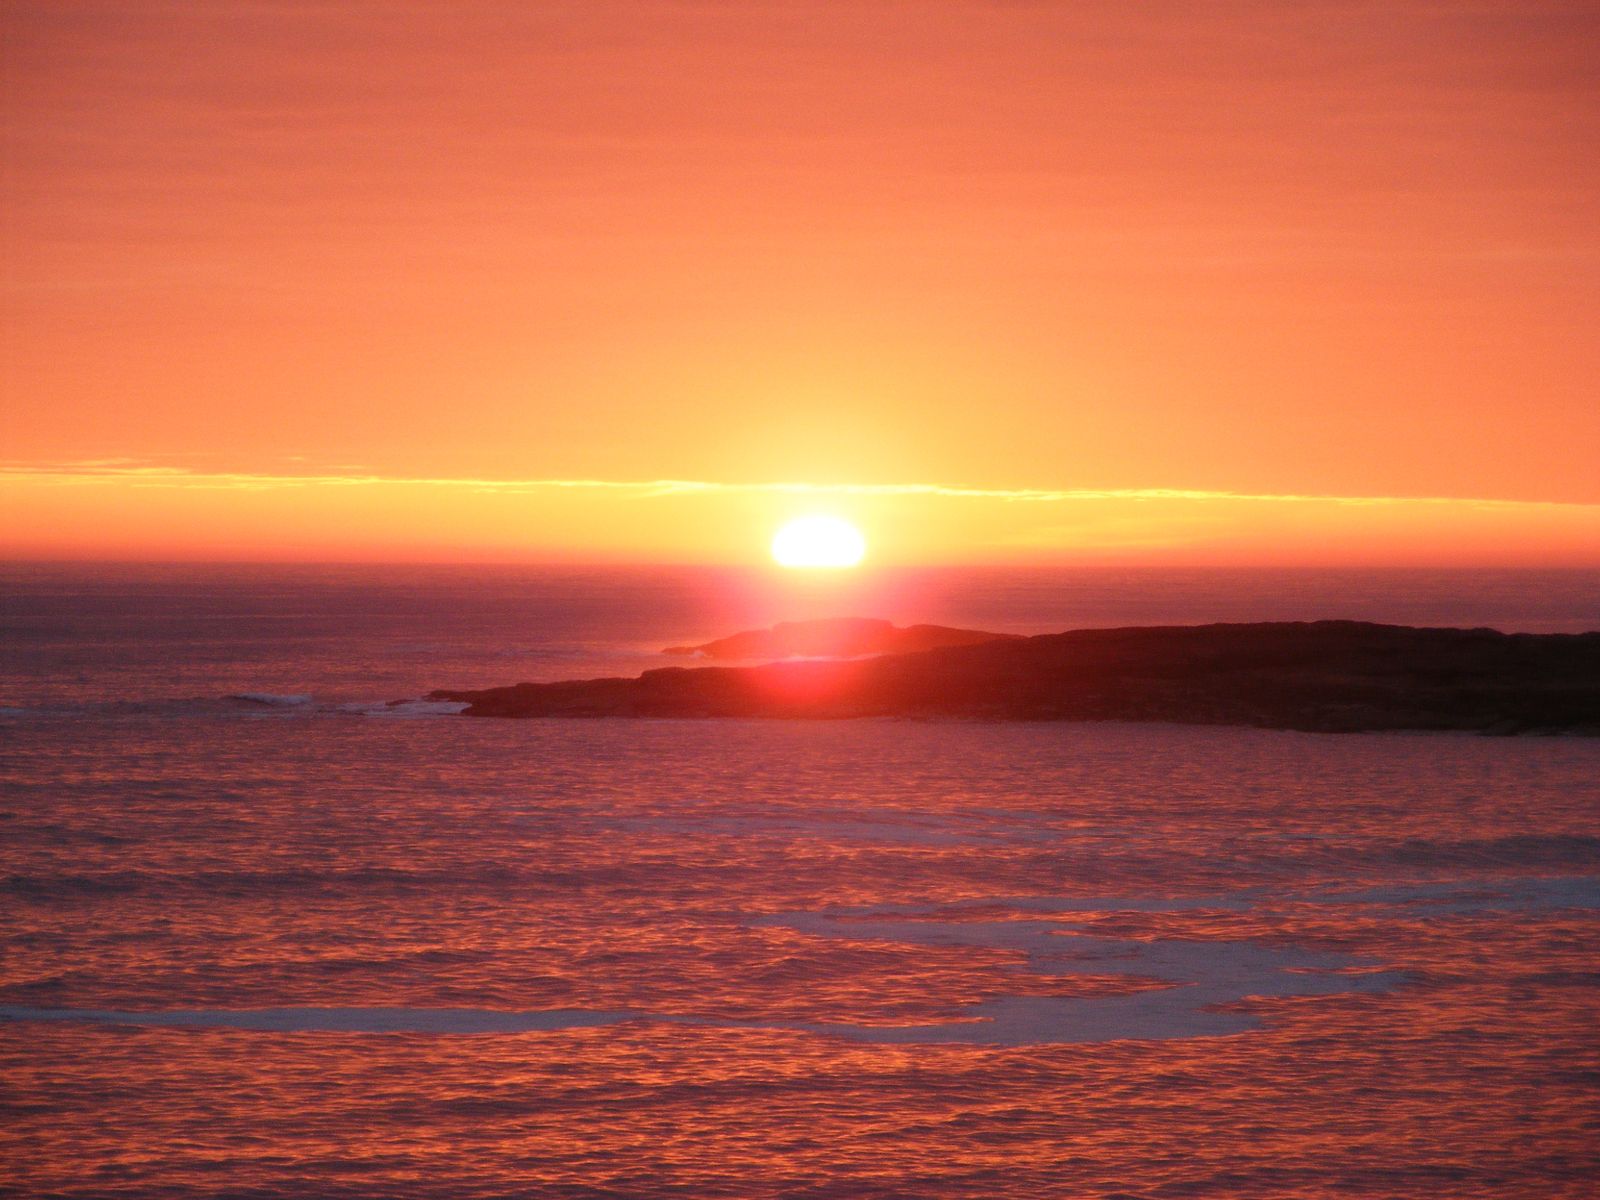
(3, 563, 1597, 1197)
(3, 561, 1598, 711)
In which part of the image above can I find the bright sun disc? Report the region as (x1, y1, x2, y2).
(771, 515, 866, 569)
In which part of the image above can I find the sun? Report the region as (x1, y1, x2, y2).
(771, 515, 867, 569)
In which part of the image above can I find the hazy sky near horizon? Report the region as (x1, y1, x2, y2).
(4, 2, 1598, 563)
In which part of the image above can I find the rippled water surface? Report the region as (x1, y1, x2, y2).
(3, 565, 1598, 1197)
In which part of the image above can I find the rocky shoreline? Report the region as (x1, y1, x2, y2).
(429, 620, 1600, 734)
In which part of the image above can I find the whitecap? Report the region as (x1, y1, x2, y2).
(228, 692, 315, 707)
(365, 699, 470, 718)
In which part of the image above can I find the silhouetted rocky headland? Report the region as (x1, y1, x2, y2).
(662, 617, 1015, 660)
(430, 621, 1600, 734)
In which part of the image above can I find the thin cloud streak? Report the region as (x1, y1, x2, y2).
(1, 461, 1594, 512)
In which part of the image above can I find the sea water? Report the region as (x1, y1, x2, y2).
(2, 564, 1598, 1197)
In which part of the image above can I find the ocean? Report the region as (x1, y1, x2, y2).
(3, 563, 1598, 1197)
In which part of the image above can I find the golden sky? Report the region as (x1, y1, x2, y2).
(3, 2, 1598, 563)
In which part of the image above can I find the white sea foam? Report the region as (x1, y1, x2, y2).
(0, 885, 1437, 1045)
(228, 692, 315, 708)
(363, 699, 471, 718)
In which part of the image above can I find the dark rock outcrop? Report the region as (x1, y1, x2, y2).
(662, 617, 1016, 661)
(431, 621, 1600, 734)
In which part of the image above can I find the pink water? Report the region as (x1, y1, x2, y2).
(2, 565, 1597, 1196)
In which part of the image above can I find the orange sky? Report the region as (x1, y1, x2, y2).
(3, 2, 1598, 564)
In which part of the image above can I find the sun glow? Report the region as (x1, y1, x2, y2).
(771, 515, 867, 569)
